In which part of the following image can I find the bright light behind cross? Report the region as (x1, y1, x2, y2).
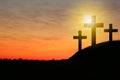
(84, 16, 92, 23)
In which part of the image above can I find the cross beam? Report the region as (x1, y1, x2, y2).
(104, 24, 118, 42)
(84, 16, 104, 46)
(73, 31, 87, 51)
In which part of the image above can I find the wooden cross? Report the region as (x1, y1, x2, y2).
(104, 24, 118, 42)
(73, 31, 87, 51)
(84, 16, 104, 46)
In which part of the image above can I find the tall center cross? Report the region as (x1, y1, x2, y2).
(73, 31, 87, 51)
(84, 16, 104, 46)
(104, 24, 118, 42)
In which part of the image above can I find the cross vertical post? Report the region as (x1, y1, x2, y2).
(84, 16, 104, 46)
(104, 24, 118, 42)
(73, 31, 87, 51)
(92, 16, 96, 46)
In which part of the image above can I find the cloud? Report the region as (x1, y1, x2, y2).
(0, 35, 17, 41)
(0, 0, 119, 42)
(0, 0, 69, 29)
(41, 37, 62, 41)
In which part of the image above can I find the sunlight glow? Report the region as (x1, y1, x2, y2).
(84, 16, 92, 23)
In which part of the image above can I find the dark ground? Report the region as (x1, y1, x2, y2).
(0, 59, 97, 79)
(0, 41, 120, 80)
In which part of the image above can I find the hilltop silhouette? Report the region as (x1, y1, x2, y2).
(68, 40, 120, 79)
(69, 40, 120, 64)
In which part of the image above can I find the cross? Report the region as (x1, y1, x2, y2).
(73, 31, 87, 51)
(104, 24, 118, 42)
(84, 16, 104, 46)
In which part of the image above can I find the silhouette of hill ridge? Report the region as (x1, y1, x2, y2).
(69, 40, 120, 64)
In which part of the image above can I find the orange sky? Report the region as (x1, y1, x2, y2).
(0, 0, 120, 60)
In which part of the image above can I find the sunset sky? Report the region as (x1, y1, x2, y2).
(0, 0, 120, 60)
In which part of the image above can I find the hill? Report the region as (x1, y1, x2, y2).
(68, 40, 120, 79)
(69, 40, 120, 64)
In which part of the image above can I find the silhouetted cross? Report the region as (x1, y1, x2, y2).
(104, 24, 118, 42)
(84, 16, 104, 46)
(73, 31, 87, 51)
